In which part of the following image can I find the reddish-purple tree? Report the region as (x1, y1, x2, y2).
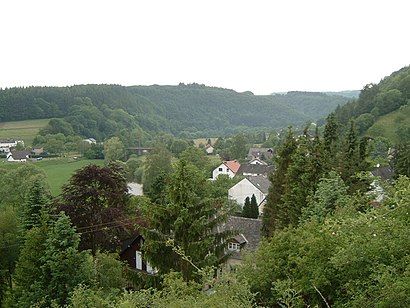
(59, 163, 135, 254)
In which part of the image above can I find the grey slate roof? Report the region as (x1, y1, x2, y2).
(247, 147, 274, 160)
(10, 151, 31, 160)
(237, 164, 273, 177)
(222, 216, 262, 253)
(247, 175, 270, 194)
(371, 166, 394, 181)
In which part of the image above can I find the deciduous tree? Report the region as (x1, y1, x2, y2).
(59, 163, 132, 254)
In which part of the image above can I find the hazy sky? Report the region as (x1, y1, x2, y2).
(1, 0, 409, 94)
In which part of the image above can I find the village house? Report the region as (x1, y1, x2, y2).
(236, 160, 274, 177)
(228, 175, 270, 214)
(221, 216, 262, 267)
(120, 235, 157, 275)
(6, 150, 31, 162)
(0, 139, 24, 153)
(121, 216, 262, 274)
(212, 160, 241, 180)
(247, 147, 274, 162)
(31, 146, 44, 155)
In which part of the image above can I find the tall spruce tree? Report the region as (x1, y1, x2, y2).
(280, 132, 315, 227)
(242, 196, 252, 218)
(22, 179, 51, 231)
(12, 213, 89, 307)
(249, 194, 259, 219)
(262, 127, 298, 237)
(323, 112, 341, 172)
(392, 143, 410, 178)
(141, 159, 233, 281)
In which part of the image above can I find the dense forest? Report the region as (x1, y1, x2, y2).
(334, 65, 410, 143)
(0, 84, 350, 139)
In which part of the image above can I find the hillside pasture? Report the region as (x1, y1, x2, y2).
(367, 105, 410, 143)
(1, 158, 104, 196)
(0, 118, 50, 146)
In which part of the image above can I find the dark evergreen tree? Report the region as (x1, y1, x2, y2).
(249, 194, 259, 219)
(262, 127, 297, 237)
(141, 159, 234, 281)
(242, 196, 251, 218)
(392, 143, 410, 177)
(12, 213, 89, 307)
(22, 179, 51, 231)
(340, 120, 368, 192)
(323, 112, 341, 170)
(280, 133, 315, 227)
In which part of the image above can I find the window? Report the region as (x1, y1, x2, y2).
(135, 251, 142, 270)
(218, 167, 223, 171)
(228, 242, 240, 251)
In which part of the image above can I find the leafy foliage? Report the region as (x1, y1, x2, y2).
(58, 163, 133, 254)
(0, 84, 349, 139)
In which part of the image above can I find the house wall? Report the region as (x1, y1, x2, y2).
(228, 178, 266, 209)
(212, 163, 236, 180)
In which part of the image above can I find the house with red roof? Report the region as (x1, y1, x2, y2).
(211, 160, 241, 180)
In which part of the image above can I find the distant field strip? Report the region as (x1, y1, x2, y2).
(0, 119, 50, 145)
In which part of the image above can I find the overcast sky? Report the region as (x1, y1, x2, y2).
(1, 0, 409, 95)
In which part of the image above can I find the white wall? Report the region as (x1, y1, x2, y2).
(212, 163, 235, 180)
(228, 178, 266, 209)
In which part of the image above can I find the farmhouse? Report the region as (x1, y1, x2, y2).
(6, 151, 31, 162)
(31, 146, 44, 155)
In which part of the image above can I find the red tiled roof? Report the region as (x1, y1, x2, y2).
(225, 160, 241, 173)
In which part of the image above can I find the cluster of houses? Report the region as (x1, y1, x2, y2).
(121, 147, 275, 274)
(1, 139, 44, 162)
(212, 147, 274, 215)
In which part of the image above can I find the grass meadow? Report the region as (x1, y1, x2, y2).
(1, 158, 104, 196)
(0, 118, 50, 146)
(367, 107, 410, 143)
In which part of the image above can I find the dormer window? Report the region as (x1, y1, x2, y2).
(228, 242, 240, 251)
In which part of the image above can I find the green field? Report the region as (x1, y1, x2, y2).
(1, 158, 104, 196)
(0, 118, 50, 146)
(367, 108, 410, 143)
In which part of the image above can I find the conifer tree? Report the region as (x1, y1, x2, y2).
(22, 179, 51, 231)
(141, 159, 233, 281)
(262, 127, 297, 237)
(12, 213, 89, 307)
(242, 196, 251, 218)
(392, 143, 410, 178)
(249, 194, 259, 219)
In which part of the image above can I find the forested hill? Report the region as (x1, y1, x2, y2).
(334, 65, 410, 143)
(0, 84, 349, 138)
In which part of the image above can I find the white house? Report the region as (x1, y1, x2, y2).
(212, 160, 241, 180)
(228, 176, 270, 214)
(6, 151, 31, 162)
(0, 139, 24, 153)
(83, 138, 97, 144)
